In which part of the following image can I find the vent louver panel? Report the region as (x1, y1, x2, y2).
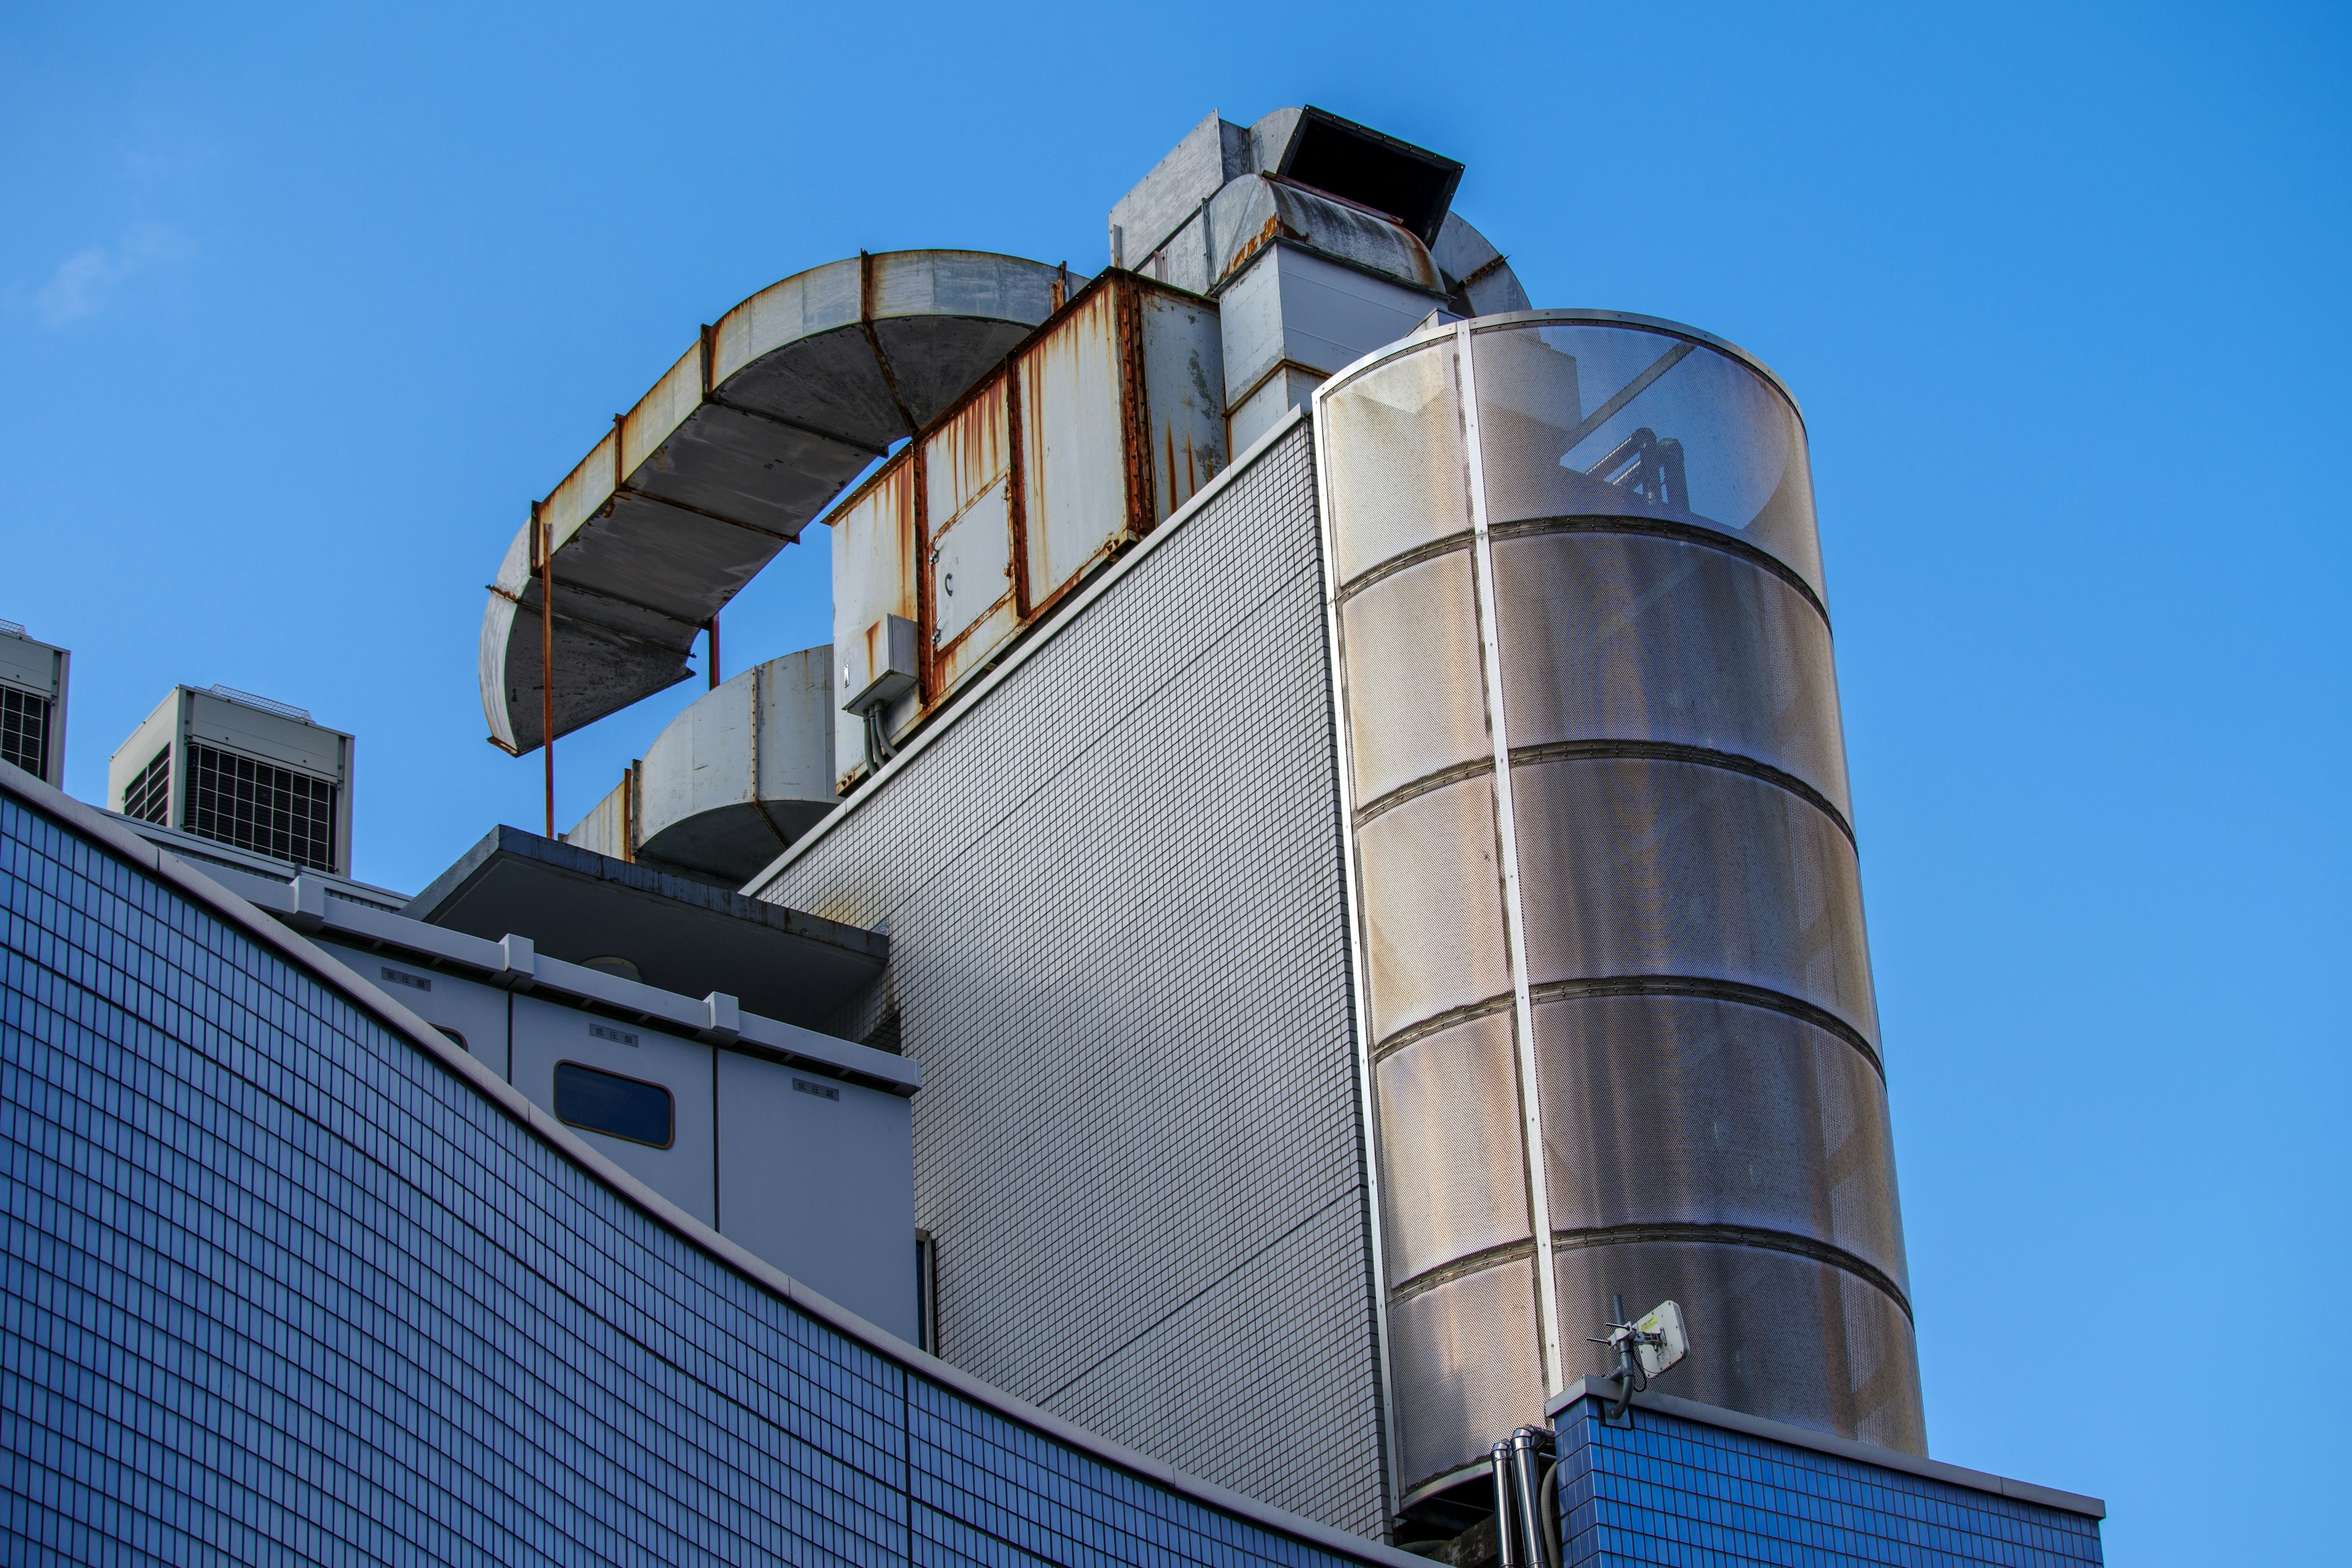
(0, 688, 50, 781)
(183, 742, 337, 872)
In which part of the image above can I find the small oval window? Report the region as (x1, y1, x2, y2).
(553, 1061, 674, 1148)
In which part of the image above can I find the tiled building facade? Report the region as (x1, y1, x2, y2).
(0, 778, 1412, 1568)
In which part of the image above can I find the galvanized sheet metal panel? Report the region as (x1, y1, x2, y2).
(1017, 285, 1130, 606)
(827, 273, 1229, 790)
(483, 250, 1066, 753)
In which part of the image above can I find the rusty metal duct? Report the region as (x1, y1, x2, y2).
(480, 250, 1072, 754)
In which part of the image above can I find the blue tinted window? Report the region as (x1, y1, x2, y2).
(553, 1061, 673, 1146)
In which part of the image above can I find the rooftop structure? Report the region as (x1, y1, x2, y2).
(0, 102, 2104, 1567)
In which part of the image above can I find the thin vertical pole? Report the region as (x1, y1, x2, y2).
(538, 500, 556, 839)
(707, 615, 720, 690)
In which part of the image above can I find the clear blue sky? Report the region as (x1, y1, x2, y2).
(5, 3, 2345, 1559)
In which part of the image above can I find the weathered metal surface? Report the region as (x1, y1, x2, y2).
(564, 647, 837, 886)
(481, 250, 1069, 755)
(1315, 314, 1922, 1488)
(829, 271, 1227, 791)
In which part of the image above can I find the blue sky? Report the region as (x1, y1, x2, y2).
(4, 2, 2345, 1559)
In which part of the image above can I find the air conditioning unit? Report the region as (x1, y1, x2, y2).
(109, 685, 355, 876)
(0, 620, 69, 788)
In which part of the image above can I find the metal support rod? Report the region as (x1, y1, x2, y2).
(707, 616, 720, 690)
(537, 500, 555, 840)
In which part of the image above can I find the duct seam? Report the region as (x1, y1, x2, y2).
(1548, 1224, 1914, 1321)
(1525, 977, 1885, 1078)
(1489, 516, 1831, 630)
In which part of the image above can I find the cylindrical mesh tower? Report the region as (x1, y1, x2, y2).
(1311, 311, 1923, 1498)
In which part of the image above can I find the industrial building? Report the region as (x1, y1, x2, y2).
(0, 105, 2105, 1566)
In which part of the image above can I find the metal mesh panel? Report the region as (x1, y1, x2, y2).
(0, 688, 48, 780)
(758, 424, 1392, 1539)
(184, 741, 337, 872)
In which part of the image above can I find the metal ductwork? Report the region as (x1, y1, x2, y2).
(565, 647, 837, 887)
(481, 250, 1074, 754)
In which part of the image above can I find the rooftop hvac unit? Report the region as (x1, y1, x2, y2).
(0, 621, 69, 788)
(108, 685, 355, 876)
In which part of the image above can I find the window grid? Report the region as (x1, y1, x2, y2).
(0, 791, 1389, 1568)
(0, 687, 48, 780)
(183, 741, 337, 872)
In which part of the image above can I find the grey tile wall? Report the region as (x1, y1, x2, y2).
(756, 424, 1391, 1538)
(0, 787, 1405, 1568)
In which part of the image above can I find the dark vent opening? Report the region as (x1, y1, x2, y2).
(183, 742, 337, 872)
(122, 745, 171, 825)
(553, 1061, 674, 1147)
(1275, 107, 1463, 247)
(1, 688, 51, 780)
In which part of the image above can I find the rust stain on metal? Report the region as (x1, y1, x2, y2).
(1221, 214, 1282, 281)
(699, 323, 717, 399)
(859, 250, 921, 437)
(910, 438, 935, 704)
(537, 498, 556, 828)
(1005, 360, 1032, 616)
(1117, 276, 1157, 537)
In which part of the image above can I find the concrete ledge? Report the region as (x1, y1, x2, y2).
(1547, 1376, 2105, 1520)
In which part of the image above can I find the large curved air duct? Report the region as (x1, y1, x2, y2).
(481, 251, 1072, 753)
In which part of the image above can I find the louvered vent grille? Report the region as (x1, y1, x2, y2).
(0, 688, 50, 780)
(121, 746, 170, 824)
(183, 742, 337, 871)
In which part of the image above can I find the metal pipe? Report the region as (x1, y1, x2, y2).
(1508, 1427, 1551, 1568)
(536, 500, 554, 839)
(1490, 1440, 1523, 1568)
(707, 616, 720, 690)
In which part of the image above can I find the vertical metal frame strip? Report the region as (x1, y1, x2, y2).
(1308, 377, 1404, 1527)
(1455, 321, 1566, 1394)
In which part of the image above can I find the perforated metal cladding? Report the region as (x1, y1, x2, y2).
(756, 424, 1390, 1539)
(1468, 320, 1826, 598)
(1337, 550, 1488, 804)
(1386, 1260, 1544, 1493)
(1317, 317, 1921, 1476)
(1510, 756, 1879, 1044)
(1320, 342, 1470, 582)
(1491, 531, 1851, 816)
(1354, 778, 1512, 1040)
(1552, 1242, 1925, 1454)
(1373, 1011, 1530, 1283)
(1532, 995, 1907, 1291)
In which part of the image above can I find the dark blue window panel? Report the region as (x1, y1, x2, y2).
(1551, 1396, 2103, 1567)
(0, 793, 1390, 1568)
(553, 1061, 673, 1147)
